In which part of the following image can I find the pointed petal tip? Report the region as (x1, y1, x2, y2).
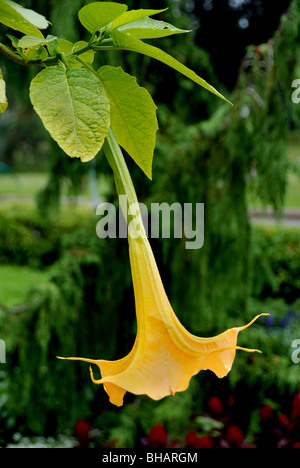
(235, 346, 262, 354)
(239, 313, 270, 331)
(89, 365, 103, 384)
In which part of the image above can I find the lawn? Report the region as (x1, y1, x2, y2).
(0, 265, 50, 307)
(0, 171, 112, 201)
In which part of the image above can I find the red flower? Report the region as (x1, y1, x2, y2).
(74, 419, 92, 444)
(225, 425, 244, 447)
(185, 430, 199, 448)
(259, 404, 274, 420)
(147, 424, 168, 448)
(185, 430, 213, 448)
(291, 392, 300, 419)
(278, 414, 288, 426)
(197, 436, 214, 448)
(207, 396, 224, 416)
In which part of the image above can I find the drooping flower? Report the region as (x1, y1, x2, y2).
(58, 234, 266, 407)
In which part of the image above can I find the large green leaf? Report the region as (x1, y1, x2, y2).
(78, 2, 128, 34)
(111, 8, 167, 30)
(111, 30, 231, 104)
(0, 69, 8, 113)
(0, 0, 48, 37)
(98, 65, 158, 179)
(30, 66, 110, 162)
(117, 17, 189, 40)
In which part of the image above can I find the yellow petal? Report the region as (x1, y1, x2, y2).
(58, 235, 268, 406)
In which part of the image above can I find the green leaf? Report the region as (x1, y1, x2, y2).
(30, 66, 110, 162)
(56, 39, 94, 68)
(5, 0, 49, 29)
(0, 0, 48, 37)
(111, 8, 167, 30)
(18, 35, 57, 49)
(0, 69, 8, 113)
(56, 38, 73, 54)
(117, 17, 189, 40)
(73, 41, 94, 64)
(78, 2, 128, 34)
(111, 30, 231, 104)
(98, 65, 158, 179)
(6, 33, 19, 47)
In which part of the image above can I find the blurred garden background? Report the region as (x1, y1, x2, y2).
(1, 0, 300, 449)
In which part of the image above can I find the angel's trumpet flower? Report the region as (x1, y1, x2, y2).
(59, 231, 265, 407)
(58, 129, 267, 407)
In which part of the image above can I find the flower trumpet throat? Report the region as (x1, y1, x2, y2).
(58, 234, 268, 407)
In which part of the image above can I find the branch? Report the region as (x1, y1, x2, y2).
(0, 42, 43, 66)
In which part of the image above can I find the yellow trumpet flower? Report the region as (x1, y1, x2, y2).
(58, 233, 266, 407)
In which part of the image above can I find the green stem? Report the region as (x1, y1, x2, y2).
(103, 128, 147, 240)
(0, 37, 104, 67)
(0, 42, 41, 66)
(103, 128, 138, 207)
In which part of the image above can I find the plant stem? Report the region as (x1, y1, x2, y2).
(103, 128, 147, 240)
(0, 36, 105, 67)
(0, 42, 41, 66)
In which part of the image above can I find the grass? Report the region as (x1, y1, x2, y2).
(0, 171, 112, 200)
(0, 172, 47, 198)
(284, 173, 300, 207)
(0, 265, 50, 307)
(287, 130, 300, 162)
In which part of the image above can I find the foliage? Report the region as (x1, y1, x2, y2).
(0, 0, 300, 445)
(250, 225, 300, 302)
(0, 204, 299, 438)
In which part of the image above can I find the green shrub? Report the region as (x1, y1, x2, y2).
(250, 225, 300, 303)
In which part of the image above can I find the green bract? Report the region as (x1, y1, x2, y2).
(30, 66, 110, 162)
